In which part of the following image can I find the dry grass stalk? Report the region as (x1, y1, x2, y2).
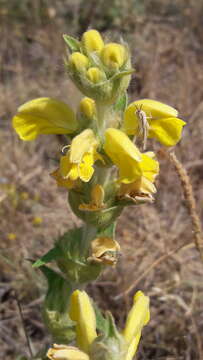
(168, 151, 203, 262)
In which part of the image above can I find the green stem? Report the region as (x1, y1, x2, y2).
(81, 223, 97, 256)
(95, 102, 110, 136)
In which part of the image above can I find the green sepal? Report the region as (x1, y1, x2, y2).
(69, 190, 123, 230)
(32, 246, 62, 268)
(114, 92, 128, 112)
(63, 34, 81, 52)
(90, 311, 127, 360)
(111, 69, 135, 81)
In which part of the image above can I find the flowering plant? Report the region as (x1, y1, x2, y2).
(12, 29, 185, 359)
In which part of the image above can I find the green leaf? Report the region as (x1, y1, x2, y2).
(114, 93, 128, 112)
(63, 34, 80, 52)
(32, 246, 62, 268)
(40, 265, 72, 312)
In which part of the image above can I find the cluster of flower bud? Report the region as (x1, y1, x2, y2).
(65, 30, 133, 103)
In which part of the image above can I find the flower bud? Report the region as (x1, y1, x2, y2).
(86, 67, 105, 84)
(82, 29, 104, 53)
(79, 97, 96, 119)
(69, 52, 89, 72)
(101, 43, 127, 70)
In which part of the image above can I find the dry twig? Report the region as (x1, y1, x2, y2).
(114, 242, 190, 301)
(168, 152, 203, 262)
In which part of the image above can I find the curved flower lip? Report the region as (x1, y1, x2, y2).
(12, 97, 77, 141)
(123, 98, 186, 146)
(88, 237, 120, 266)
(47, 344, 90, 360)
(69, 129, 99, 163)
(57, 129, 103, 184)
(79, 184, 106, 211)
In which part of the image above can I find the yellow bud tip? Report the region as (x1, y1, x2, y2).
(101, 43, 127, 69)
(69, 52, 89, 71)
(82, 29, 104, 53)
(86, 67, 104, 84)
(79, 97, 96, 118)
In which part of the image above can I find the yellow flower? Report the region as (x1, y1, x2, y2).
(69, 52, 89, 72)
(79, 184, 106, 211)
(79, 97, 96, 118)
(47, 344, 89, 360)
(66, 289, 149, 360)
(82, 29, 104, 53)
(124, 99, 186, 146)
(88, 236, 120, 265)
(123, 291, 150, 360)
(32, 216, 43, 226)
(59, 129, 103, 183)
(69, 290, 97, 353)
(104, 128, 158, 184)
(86, 67, 105, 84)
(101, 43, 127, 70)
(12, 97, 77, 141)
(7, 233, 16, 240)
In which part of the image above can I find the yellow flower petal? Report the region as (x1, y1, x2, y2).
(47, 344, 90, 360)
(69, 290, 97, 353)
(104, 128, 143, 183)
(79, 162, 94, 182)
(148, 117, 186, 146)
(123, 291, 150, 345)
(12, 97, 77, 141)
(124, 99, 186, 146)
(60, 154, 72, 178)
(140, 154, 159, 182)
(104, 128, 141, 162)
(125, 332, 141, 360)
(70, 129, 98, 163)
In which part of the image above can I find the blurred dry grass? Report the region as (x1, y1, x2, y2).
(0, 1, 203, 359)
